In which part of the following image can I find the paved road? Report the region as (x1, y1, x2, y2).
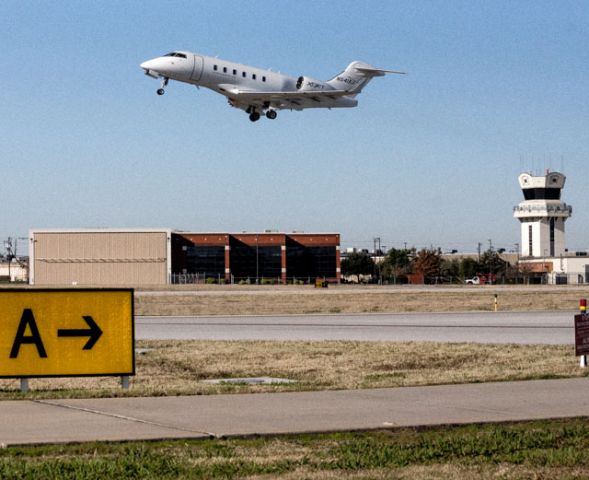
(2, 378, 589, 446)
(136, 311, 576, 344)
(137, 285, 589, 296)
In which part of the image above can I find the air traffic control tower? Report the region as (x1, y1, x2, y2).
(513, 171, 572, 258)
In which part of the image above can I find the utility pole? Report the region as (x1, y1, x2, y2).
(477, 242, 482, 262)
(4, 237, 26, 282)
(4, 238, 11, 281)
(373, 237, 381, 284)
(373, 237, 381, 255)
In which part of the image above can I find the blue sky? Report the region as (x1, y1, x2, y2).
(1, 1, 588, 253)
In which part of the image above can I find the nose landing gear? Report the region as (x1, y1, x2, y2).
(157, 77, 169, 95)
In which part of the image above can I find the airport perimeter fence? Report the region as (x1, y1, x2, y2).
(171, 272, 588, 286)
(493, 273, 588, 285)
(171, 273, 325, 285)
(544, 272, 589, 285)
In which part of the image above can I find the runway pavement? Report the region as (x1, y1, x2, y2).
(2, 378, 589, 446)
(136, 310, 576, 344)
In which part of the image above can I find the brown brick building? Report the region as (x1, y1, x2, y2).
(172, 232, 340, 284)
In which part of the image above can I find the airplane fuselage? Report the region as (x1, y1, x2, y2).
(140, 51, 400, 121)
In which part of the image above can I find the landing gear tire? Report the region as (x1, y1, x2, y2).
(157, 77, 169, 96)
(265, 110, 277, 120)
(249, 112, 261, 122)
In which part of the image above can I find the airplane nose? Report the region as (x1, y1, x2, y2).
(140, 60, 154, 70)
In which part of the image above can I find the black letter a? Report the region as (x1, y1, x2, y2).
(10, 309, 47, 358)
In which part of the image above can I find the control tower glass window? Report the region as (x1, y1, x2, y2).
(522, 188, 561, 200)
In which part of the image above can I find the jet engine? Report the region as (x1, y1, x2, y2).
(295, 76, 333, 91)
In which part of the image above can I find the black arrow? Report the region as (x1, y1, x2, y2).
(57, 315, 103, 350)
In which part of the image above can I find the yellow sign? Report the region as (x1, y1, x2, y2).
(0, 289, 134, 377)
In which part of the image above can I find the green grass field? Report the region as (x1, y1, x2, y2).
(2, 418, 589, 479)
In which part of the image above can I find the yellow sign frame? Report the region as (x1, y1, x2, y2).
(0, 289, 134, 378)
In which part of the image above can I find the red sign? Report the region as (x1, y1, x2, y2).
(574, 313, 589, 356)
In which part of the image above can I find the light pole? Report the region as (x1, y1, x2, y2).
(256, 234, 259, 284)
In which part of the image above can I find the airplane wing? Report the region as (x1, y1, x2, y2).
(222, 87, 353, 110)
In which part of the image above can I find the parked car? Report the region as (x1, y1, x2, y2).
(465, 273, 497, 285)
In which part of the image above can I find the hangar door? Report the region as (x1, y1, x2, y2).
(31, 231, 170, 286)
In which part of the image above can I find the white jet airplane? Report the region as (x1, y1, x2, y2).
(140, 51, 404, 122)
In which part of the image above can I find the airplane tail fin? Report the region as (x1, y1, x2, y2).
(327, 61, 405, 95)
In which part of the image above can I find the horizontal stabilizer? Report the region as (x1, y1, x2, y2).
(354, 66, 406, 76)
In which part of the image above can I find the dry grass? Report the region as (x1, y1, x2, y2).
(0, 340, 584, 398)
(248, 464, 589, 479)
(135, 285, 589, 316)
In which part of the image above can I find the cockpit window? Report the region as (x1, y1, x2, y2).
(163, 52, 187, 58)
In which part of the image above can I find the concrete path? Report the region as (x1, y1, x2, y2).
(2, 377, 589, 446)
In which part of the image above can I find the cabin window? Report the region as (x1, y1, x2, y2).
(252, 73, 257, 80)
(242, 71, 246, 78)
(262, 76, 266, 82)
(233, 69, 237, 75)
(213, 65, 218, 71)
(223, 67, 227, 73)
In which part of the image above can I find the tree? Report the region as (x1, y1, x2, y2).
(479, 249, 508, 276)
(341, 252, 375, 283)
(441, 258, 460, 282)
(412, 248, 443, 281)
(458, 257, 479, 279)
(380, 248, 412, 283)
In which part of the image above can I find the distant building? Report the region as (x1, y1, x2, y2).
(29, 229, 172, 286)
(513, 171, 572, 258)
(172, 232, 340, 284)
(0, 261, 28, 282)
(28, 229, 340, 286)
(513, 171, 588, 284)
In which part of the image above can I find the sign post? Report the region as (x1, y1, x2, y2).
(574, 298, 588, 368)
(0, 289, 134, 383)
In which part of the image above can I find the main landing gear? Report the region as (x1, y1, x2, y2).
(247, 106, 277, 122)
(157, 77, 169, 95)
